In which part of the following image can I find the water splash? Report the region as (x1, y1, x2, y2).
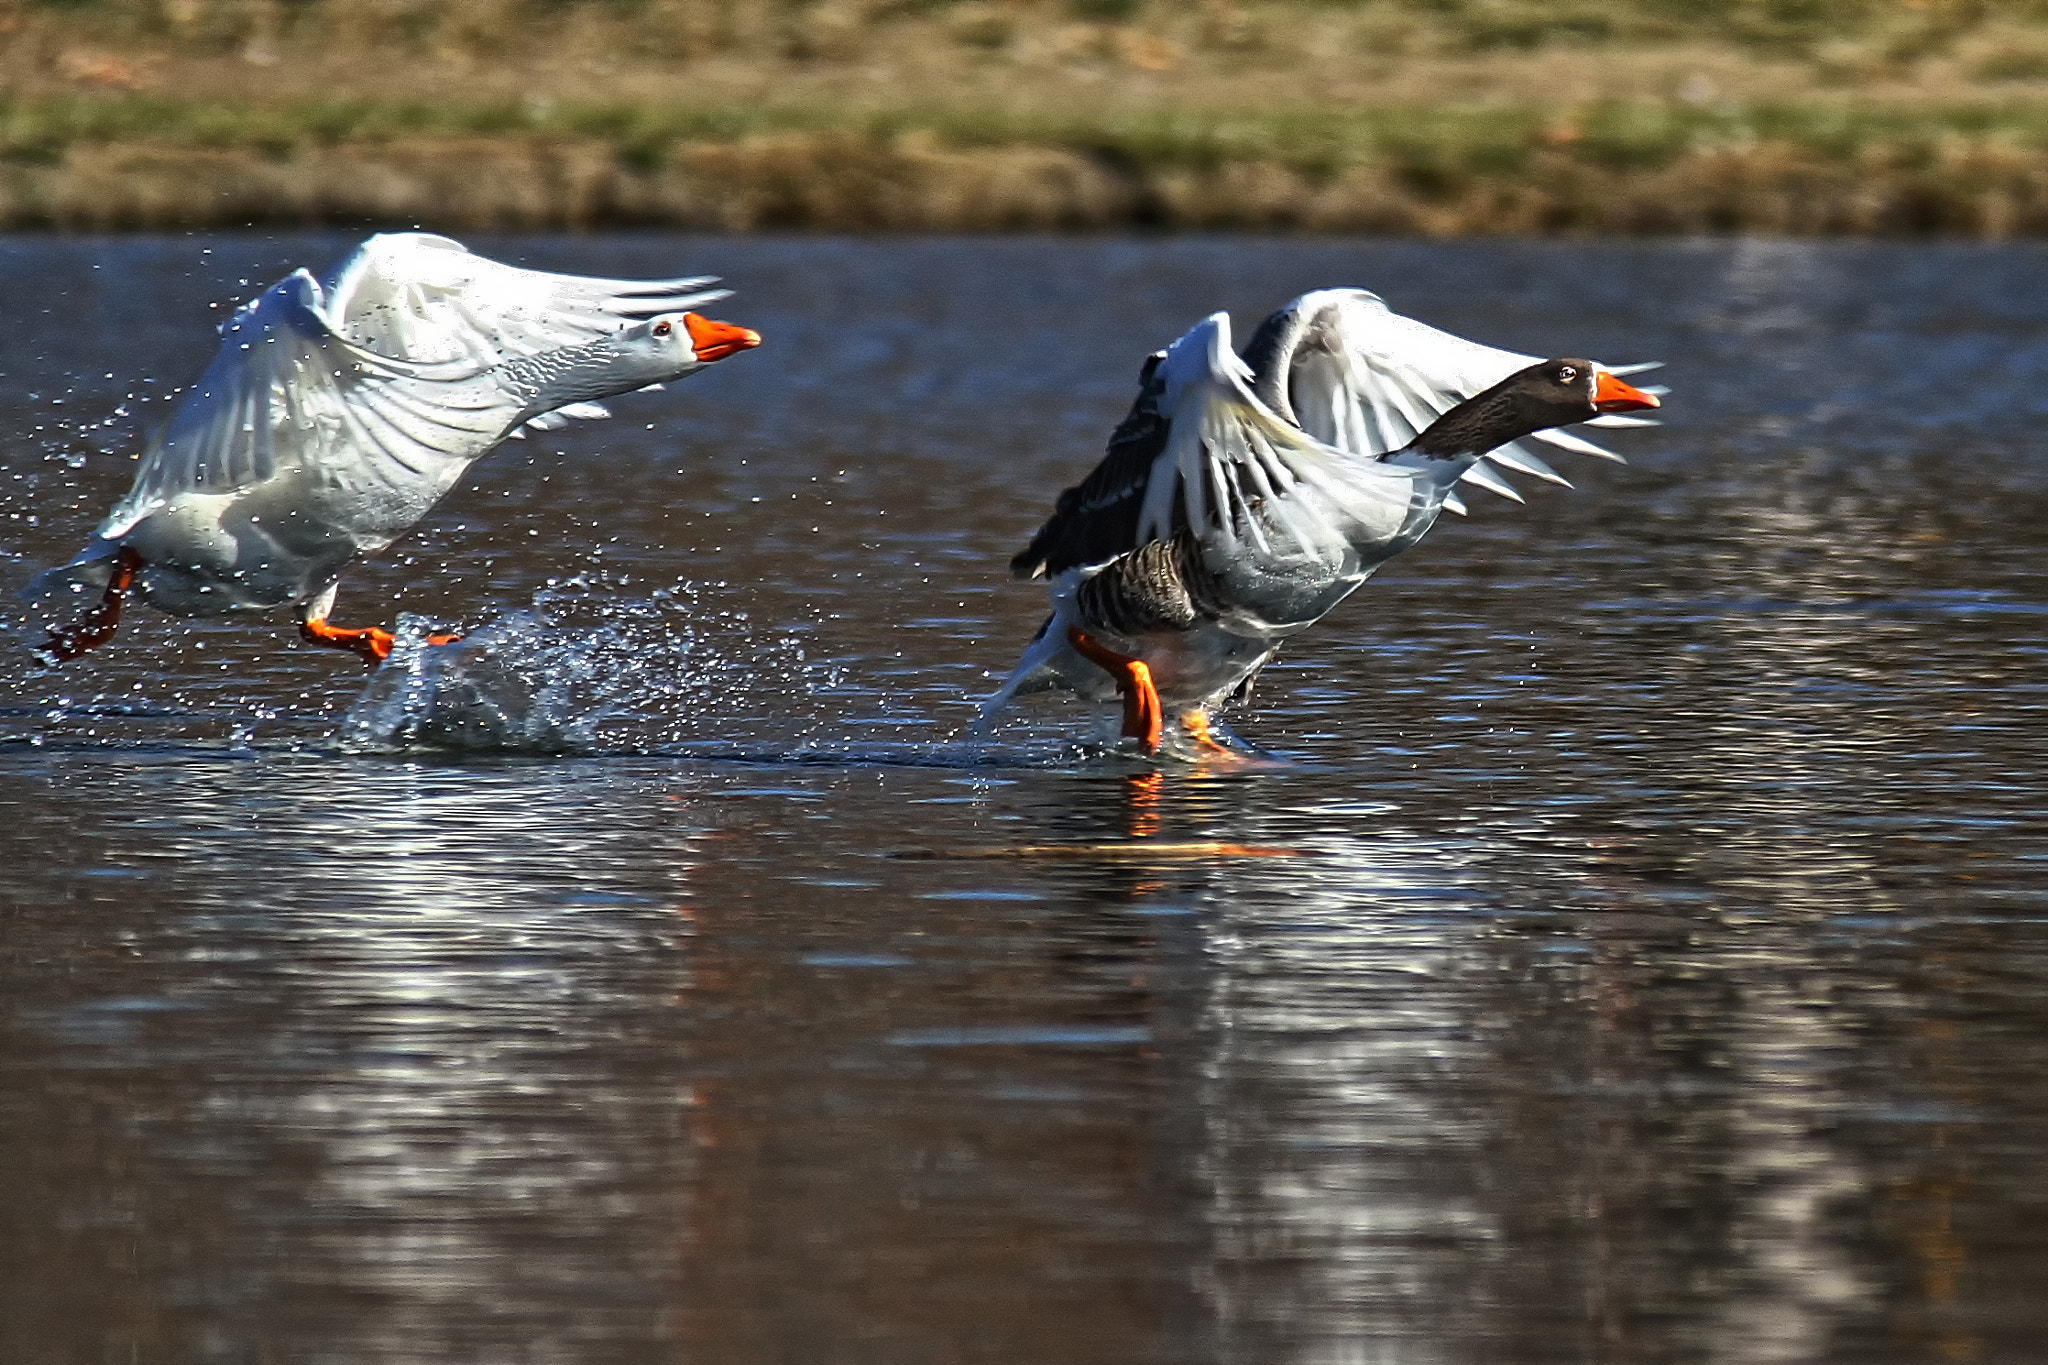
(339, 580, 827, 756)
(339, 611, 599, 754)
(333, 580, 1158, 769)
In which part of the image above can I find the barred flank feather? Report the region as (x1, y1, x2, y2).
(1075, 532, 1237, 638)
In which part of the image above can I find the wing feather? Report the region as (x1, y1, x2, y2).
(1287, 290, 1538, 453)
(1273, 288, 1649, 500)
(1458, 461, 1524, 503)
(1484, 445, 1572, 488)
(320, 233, 728, 366)
(1011, 313, 1417, 580)
(1530, 427, 1628, 463)
(102, 271, 511, 537)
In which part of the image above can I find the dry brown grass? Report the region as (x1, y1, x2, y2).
(0, 0, 2003, 112)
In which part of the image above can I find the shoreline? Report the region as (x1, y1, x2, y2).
(17, 98, 2048, 235)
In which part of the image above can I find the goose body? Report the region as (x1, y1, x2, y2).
(29, 232, 760, 663)
(981, 288, 1661, 752)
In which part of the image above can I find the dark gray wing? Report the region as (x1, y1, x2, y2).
(1011, 354, 1171, 580)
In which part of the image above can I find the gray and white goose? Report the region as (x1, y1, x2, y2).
(28, 232, 761, 664)
(978, 287, 1661, 754)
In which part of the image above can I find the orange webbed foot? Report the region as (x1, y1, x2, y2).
(1179, 710, 1270, 768)
(299, 617, 395, 665)
(299, 617, 463, 666)
(1067, 627, 1164, 753)
(40, 547, 142, 663)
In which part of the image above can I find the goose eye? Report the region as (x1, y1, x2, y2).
(653, 320, 672, 337)
(1557, 364, 1577, 382)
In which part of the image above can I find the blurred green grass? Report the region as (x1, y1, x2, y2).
(20, 93, 2048, 170)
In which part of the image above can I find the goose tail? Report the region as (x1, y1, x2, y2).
(20, 541, 123, 628)
(971, 611, 1067, 737)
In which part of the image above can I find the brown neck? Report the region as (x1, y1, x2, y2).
(1407, 388, 1528, 461)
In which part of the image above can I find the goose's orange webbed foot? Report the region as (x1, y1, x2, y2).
(1179, 709, 1248, 764)
(40, 547, 142, 663)
(299, 618, 463, 666)
(1068, 627, 1164, 754)
(1177, 709, 1291, 769)
(299, 616, 395, 665)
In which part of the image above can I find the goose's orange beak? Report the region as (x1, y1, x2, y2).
(683, 313, 762, 364)
(1593, 371, 1659, 413)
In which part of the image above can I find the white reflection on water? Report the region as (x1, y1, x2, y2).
(1191, 828, 1501, 1365)
(23, 757, 709, 1361)
(1169, 770, 1954, 1364)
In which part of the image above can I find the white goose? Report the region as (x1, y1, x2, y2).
(980, 288, 1661, 754)
(28, 232, 761, 664)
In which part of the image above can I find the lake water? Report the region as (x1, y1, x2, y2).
(2, 235, 2046, 1364)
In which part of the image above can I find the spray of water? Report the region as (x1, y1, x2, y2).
(339, 577, 831, 756)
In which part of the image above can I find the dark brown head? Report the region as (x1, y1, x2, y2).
(1408, 359, 1659, 460)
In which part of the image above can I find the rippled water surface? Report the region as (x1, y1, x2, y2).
(3, 236, 2047, 1364)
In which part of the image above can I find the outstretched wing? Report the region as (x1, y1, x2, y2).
(1268, 288, 1656, 514)
(102, 271, 510, 538)
(321, 233, 729, 367)
(1009, 351, 1171, 579)
(1012, 313, 1422, 580)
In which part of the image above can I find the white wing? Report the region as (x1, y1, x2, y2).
(1275, 288, 1648, 509)
(319, 233, 729, 367)
(1138, 313, 1423, 565)
(102, 271, 513, 538)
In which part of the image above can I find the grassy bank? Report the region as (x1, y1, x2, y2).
(20, 95, 2048, 233)
(12, 0, 2048, 232)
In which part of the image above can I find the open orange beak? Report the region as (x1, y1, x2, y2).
(1593, 370, 1660, 413)
(683, 313, 763, 364)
